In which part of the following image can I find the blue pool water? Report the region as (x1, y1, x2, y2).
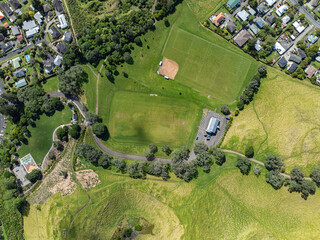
(25, 55, 30, 62)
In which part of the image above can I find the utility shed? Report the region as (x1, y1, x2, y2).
(206, 117, 220, 134)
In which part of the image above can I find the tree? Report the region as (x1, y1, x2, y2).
(98, 153, 112, 169)
(172, 161, 198, 182)
(126, 162, 146, 178)
(258, 65, 267, 78)
(193, 142, 208, 155)
(92, 123, 107, 137)
(253, 164, 261, 176)
(58, 65, 88, 96)
(290, 166, 304, 183)
(265, 170, 284, 189)
(213, 149, 226, 166)
(148, 160, 170, 179)
(220, 105, 230, 115)
(76, 143, 101, 165)
(244, 145, 254, 158)
(53, 141, 63, 151)
(145, 150, 154, 160)
(111, 158, 126, 172)
(301, 180, 316, 199)
(69, 124, 81, 139)
(148, 143, 158, 154)
(236, 156, 251, 175)
(310, 166, 320, 187)
(265, 155, 285, 172)
(171, 146, 189, 163)
(26, 169, 42, 183)
(123, 52, 132, 63)
(162, 144, 172, 155)
(196, 151, 212, 173)
(86, 111, 99, 124)
(85, 48, 100, 64)
(56, 127, 68, 141)
(134, 37, 142, 46)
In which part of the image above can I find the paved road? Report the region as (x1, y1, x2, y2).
(288, 0, 320, 28)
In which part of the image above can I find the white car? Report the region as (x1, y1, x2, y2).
(159, 61, 163, 66)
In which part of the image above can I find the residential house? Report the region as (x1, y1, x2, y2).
(50, 26, 61, 39)
(0, 33, 4, 41)
(11, 25, 19, 35)
(11, 57, 21, 69)
(276, 5, 288, 17)
(54, 55, 63, 66)
(298, 48, 306, 59)
(52, 0, 64, 14)
(17, 34, 23, 42)
(308, 35, 318, 44)
(257, 2, 266, 15)
(282, 15, 290, 25)
(233, 29, 251, 47)
(266, 14, 276, 25)
(57, 42, 66, 54)
(287, 62, 298, 73)
(227, 0, 240, 9)
(26, 27, 39, 38)
(278, 57, 287, 68)
(34, 12, 43, 25)
(255, 39, 262, 51)
(43, 3, 51, 14)
(0, 41, 13, 53)
(15, 78, 27, 88)
(310, 0, 319, 7)
(289, 54, 301, 64)
(305, 65, 317, 78)
(58, 14, 68, 29)
(3, 22, 9, 28)
(22, 20, 37, 30)
(226, 21, 237, 33)
(210, 12, 225, 26)
(265, 0, 276, 7)
(247, 6, 256, 15)
(237, 10, 249, 22)
(293, 21, 305, 33)
(255, 18, 264, 28)
(62, 31, 73, 43)
(13, 68, 26, 78)
(249, 24, 259, 35)
(8, 0, 21, 10)
(0, 2, 13, 16)
(0, 10, 5, 21)
(275, 41, 286, 55)
(44, 59, 54, 74)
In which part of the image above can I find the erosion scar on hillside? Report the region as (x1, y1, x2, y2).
(158, 57, 179, 79)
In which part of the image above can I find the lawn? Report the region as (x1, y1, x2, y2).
(105, 91, 201, 154)
(42, 76, 59, 93)
(222, 67, 320, 175)
(162, 26, 258, 103)
(81, 65, 97, 111)
(24, 153, 320, 240)
(186, 0, 226, 22)
(18, 106, 72, 164)
(95, 2, 257, 155)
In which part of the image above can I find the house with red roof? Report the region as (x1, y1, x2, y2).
(210, 12, 225, 27)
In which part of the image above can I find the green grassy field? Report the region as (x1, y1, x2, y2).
(222, 68, 320, 175)
(186, 0, 226, 22)
(18, 107, 72, 164)
(163, 26, 257, 103)
(24, 154, 320, 240)
(42, 76, 59, 93)
(93, 2, 257, 155)
(106, 91, 201, 153)
(81, 65, 97, 111)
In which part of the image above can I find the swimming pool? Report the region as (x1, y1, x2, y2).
(25, 55, 30, 62)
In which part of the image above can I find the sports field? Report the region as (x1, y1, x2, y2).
(222, 68, 320, 174)
(163, 26, 257, 103)
(24, 154, 320, 240)
(106, 91, 201, 154)
(18, 107, 72, 164)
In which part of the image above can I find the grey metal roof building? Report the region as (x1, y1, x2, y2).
(13, 69, 26, 78)
(289, 54, 302, 64)
(288, 62, 298, 73)
(278, 57, 287, 68)
(0, 2, 13, 16)
(11, 25, 19, 35)
(206, 117, 220, 134)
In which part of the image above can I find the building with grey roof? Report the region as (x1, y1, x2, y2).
(62, 31, 73, 43)
(11, 25, 19, 35)
(289, 54, 301, 64)
(22, 20, 37, 30)
(233, 29, 251, 47)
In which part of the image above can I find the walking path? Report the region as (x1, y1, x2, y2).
(61, 0, 79, 46)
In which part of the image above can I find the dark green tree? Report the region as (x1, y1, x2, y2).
(236, 156, 251, 175)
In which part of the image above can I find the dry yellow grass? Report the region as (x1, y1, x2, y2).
(223, 68, 320, 174)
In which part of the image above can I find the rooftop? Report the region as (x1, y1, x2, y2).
(233, 29, 251, 47)
(15, 78, 27, 88)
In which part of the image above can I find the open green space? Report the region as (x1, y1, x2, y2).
(81, 65, 97, 111)
(42, 76, 59, 93)
(163, 26, 258, 103)
(222, 68, 320, 174)
(186, 0, 226, 21)
(24, 153, 320, 239)
(106, 91, 201, 153)
(18, 106, 72, 164)
(94, 2, 257, 155)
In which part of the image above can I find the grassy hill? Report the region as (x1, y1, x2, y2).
(222, 68, 320, 175)
(24, 154, 320, 239)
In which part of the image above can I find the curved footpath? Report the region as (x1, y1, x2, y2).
(48, 91, 313, 181)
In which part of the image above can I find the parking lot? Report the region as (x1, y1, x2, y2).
(194, 109, 227, 147)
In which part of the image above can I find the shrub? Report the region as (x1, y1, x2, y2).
(26, 169, 42, 183)
(253, 164, 261, 176)
(310, 166, 320, 187)
(220, 105, 230, 115)
(135, 225, 142, 231)
(265, 170, 284, 189)
(92, 123, 107, 137)
(244, 145, 254, 158)
(236, 156, 251, 175)
(265, 155, 285, 172)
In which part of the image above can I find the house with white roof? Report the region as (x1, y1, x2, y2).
(293, 21, 305, 33)
(276, 5, 288, 17)
(58, 14, 67, 29)
(34, 12, 43, 25)
(237, 10, 249, 22)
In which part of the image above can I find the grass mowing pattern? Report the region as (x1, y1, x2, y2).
(18, 106, 72, 164)
(223, 68, 320, 174)
(107, 91, 201, 150)
(163, 26, 257, 103)
(24, 154, 320, 240)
